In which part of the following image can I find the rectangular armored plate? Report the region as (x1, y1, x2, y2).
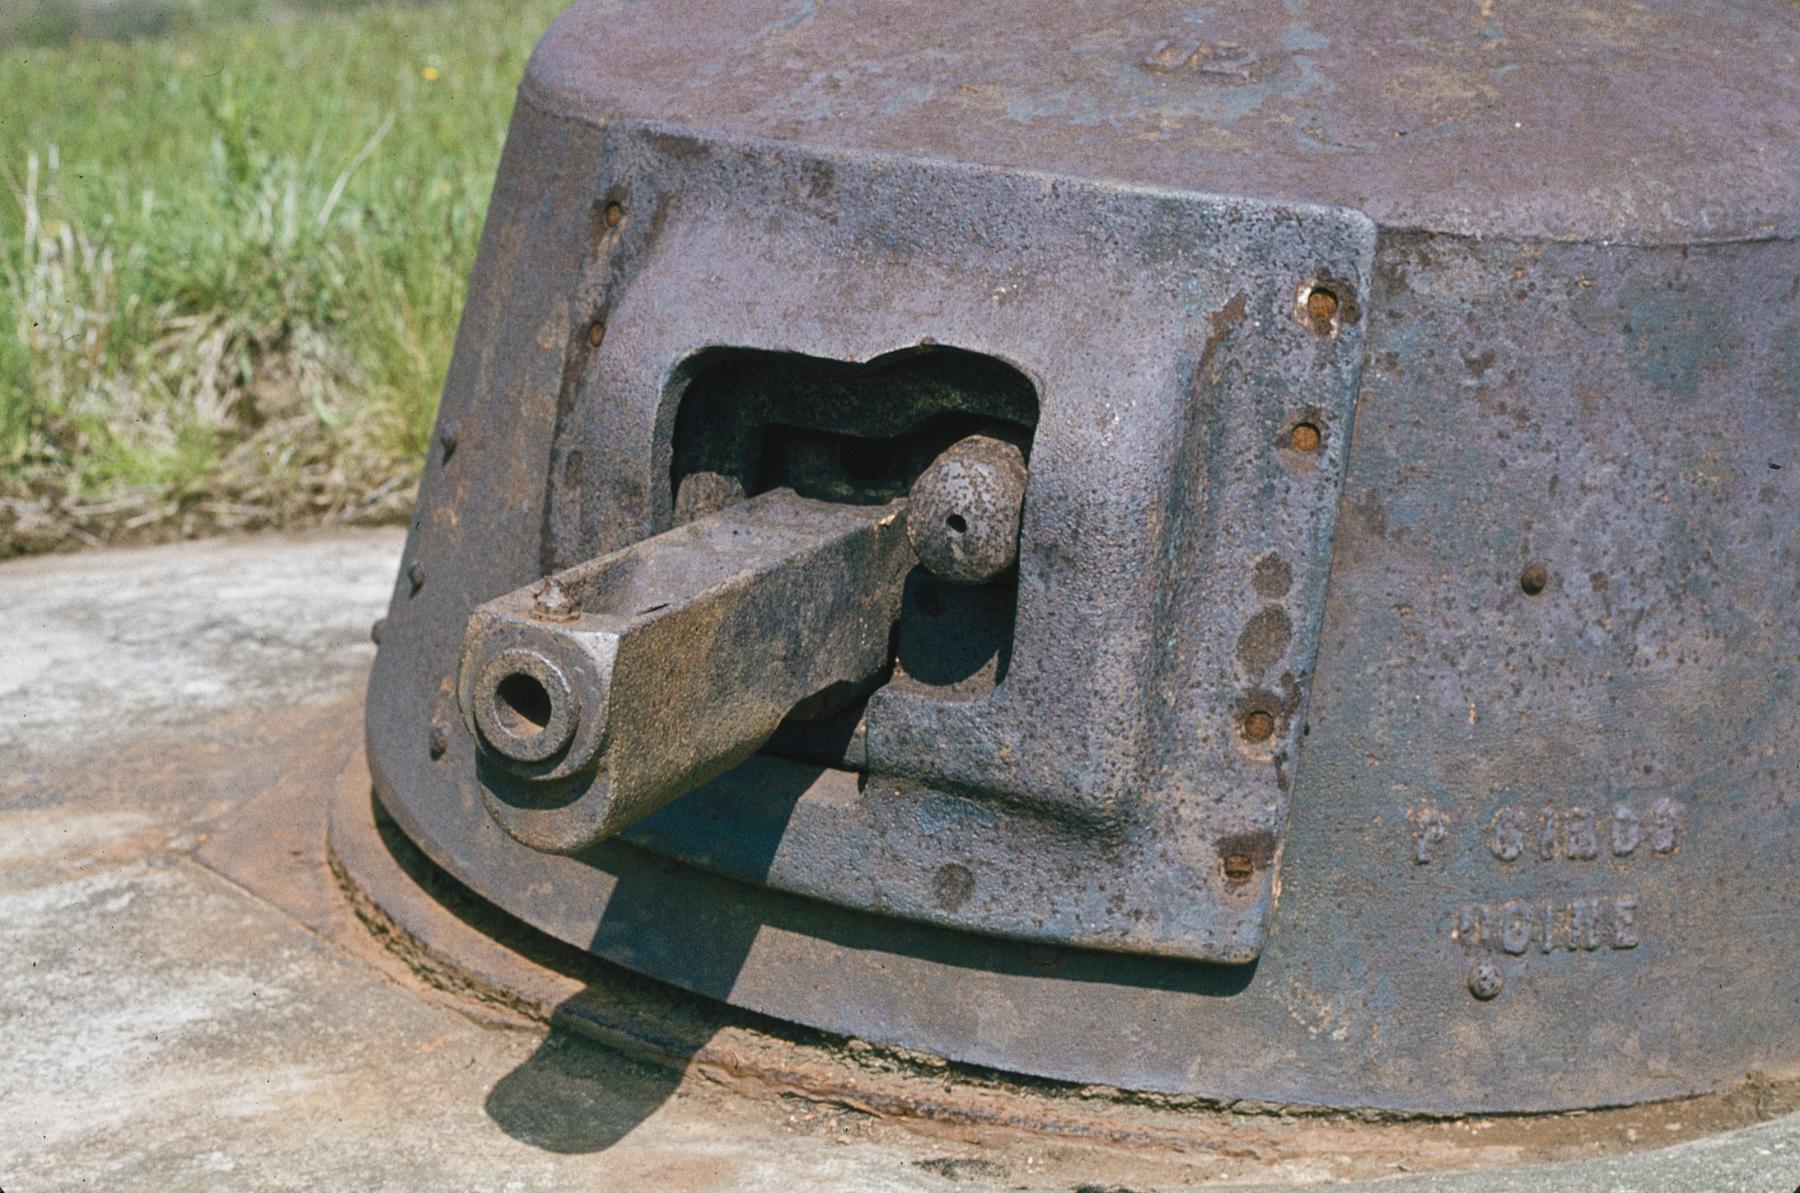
(545, 121, 1376, 962)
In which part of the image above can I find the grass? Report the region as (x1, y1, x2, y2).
(0, 0, 567, 553)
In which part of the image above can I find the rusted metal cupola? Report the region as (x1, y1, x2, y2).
(358, 0, 1800, 1114)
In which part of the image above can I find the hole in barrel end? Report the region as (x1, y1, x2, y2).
(494, 672, 553, 738)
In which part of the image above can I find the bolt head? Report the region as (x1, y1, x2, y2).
(531, 577, 579, 621)
(1468, 960, 1505, 1001)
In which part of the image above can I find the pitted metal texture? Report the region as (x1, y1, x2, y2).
(905, 435, 1028, 586)
(363, 0, 1800, 1114)
(460, 490, 912, 853)
(504, 121, 1373, 963)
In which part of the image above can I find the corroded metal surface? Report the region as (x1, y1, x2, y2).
(378, 119, 1373, 965)
(905, 436, 1027, 587)
(460, 491, 911, 851)
(324, 743, 1800, 1186)
(364, 0, 1800, 1113)
(523, 1, 1800, 246)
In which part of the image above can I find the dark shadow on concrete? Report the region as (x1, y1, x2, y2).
(482, 1028, 681, 1154)
(480, 762, 814, 1154)
(358, 792, 713, 1154)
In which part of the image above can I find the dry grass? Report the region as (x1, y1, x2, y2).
(0, 0, 565, 554)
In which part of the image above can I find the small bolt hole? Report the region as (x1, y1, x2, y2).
(945, 513, 968, 535)
(1289, 422, 1323, 453)
(1305, 286, 1339, 323)
(586, 320, 606, 348)
(1222, 853, 1255, 882)
(495, 673, 553, 737)
(1242, 709, 1276, 742)
(1520, 564, 1548, 596)
(603, 201, 625, 228)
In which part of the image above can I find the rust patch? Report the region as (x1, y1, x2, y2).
(1236, 606, 1293, 676)
(1298, 275, 1361, 335)
(1195, 292, 1250, 387)
(1215, 830, 1280, 885)
(932, 863, 976, 911)
(1252, 553, 1293, 599)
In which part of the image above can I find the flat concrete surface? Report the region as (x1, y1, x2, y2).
(3, 529, 1799, 1191)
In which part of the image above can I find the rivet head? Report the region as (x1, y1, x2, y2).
(1299, 282, 1346, 334)
(407, 560, 426, 592)
(1242, 709, 1276, 742)
(1288, 421, 1322, 453)
(437, 421, 459, 460)
(428, 718, 451, 759)
(1468, 961, 1504, 1001)
(370, 616, 387, 646)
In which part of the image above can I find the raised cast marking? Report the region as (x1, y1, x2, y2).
(1487, 798, 1682, 863)
(1452, 894, 1642, 955)
(1408, 803, 1451, 864)
(1138, 37, 1263, 80)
